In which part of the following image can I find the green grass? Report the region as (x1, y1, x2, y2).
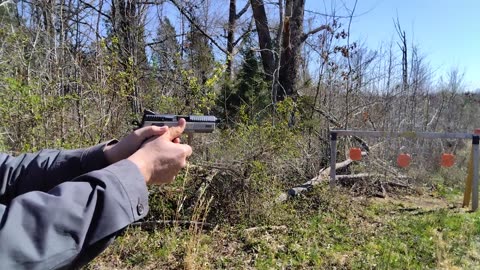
(88, 185, 480, 270)
(357, 207, 480, 269)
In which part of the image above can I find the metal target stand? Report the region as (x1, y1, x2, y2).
(329, 130, 480, 211)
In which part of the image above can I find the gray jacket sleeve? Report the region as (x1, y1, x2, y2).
(0, 141, 116, 203)
(0, 144, 149, 270)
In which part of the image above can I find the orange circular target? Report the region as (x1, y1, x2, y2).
(349, 148, 362, 161)
(397, 153, 411, 168)
(441, 153, 455, 167)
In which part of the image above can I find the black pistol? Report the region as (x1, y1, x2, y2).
(136, 110, 218, 133)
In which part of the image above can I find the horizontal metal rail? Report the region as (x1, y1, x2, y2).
(331, 130, 474, 140)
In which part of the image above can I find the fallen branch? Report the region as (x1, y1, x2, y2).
(276, 155, 362, 203)
(336, 173, 374, 180)
(377, 182, 387, 198)
(337, 174, 411, 196)
(336, 173, 409, 183)
(277, 151, 414, 202)
(385, 181, 410, 189)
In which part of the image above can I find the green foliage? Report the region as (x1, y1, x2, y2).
(0, 77, 77, 151)
(186, 26, 215, 81)
(0, 4, 18, 26)
(144, 99, 304, 229)
(152, 18, 181, 72)
(102, 37, 138, 98)
(204, 109, 302, 225)
(231, 190, 480, 269)
(179, 63, 223, 114)
(218, 42, 270, 125)
(145, 62, 224, 115)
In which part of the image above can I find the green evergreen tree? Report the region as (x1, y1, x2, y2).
(219, 39, 269, 124)
(152, 18, 180, 72)
(185, 24, 214, 84)
(146, 17, 184, 112)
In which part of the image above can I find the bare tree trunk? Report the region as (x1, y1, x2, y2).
(277, 0, 305, 101)
(395, 18, 408, 94)
(249, 0, 275, 80)
(395, 18, 408, 129)
(226, 0, 236, 80)
(250, 0, 330, 104)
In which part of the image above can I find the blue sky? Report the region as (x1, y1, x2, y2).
(307, 0, 480, 91)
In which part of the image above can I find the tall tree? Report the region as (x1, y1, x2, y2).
(111, 0, 147, 114)
(220, 37, 269, 123)
(151, 17, 181, 98)
(250, 0, 331, 102)
(249, 0, 275, 81)
(226, 0, 250, 80)
(185, 22, 215, 84)
(278, 0, 305, 100)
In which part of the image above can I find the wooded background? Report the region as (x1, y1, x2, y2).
(1, 0, 479, 147)
(1, 0, 480, 223)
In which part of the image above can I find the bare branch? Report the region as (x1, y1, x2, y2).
(0, 0, 14, 7)
(232, 20, 253, 47)
(300, 24, 331, 43)
(79, 0, 111, 21)
(310, 105, 370, 151)
(169, 0, 227, 55)
(235, 1, 250, 20)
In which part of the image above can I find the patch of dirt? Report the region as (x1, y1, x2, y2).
(370, 193, 470, 214)
(383, 195, 449, 209)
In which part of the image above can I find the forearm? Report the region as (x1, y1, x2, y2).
(0, 141, 115, 202)
(0, 159, 148, 270)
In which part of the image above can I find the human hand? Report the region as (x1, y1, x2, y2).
(103, 125, 182, 164)
(127, 119, 192, 185)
